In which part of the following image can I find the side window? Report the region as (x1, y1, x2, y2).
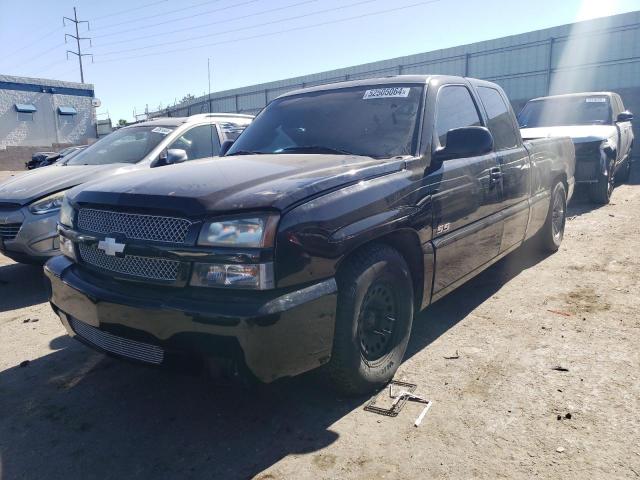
(435, 86, 482, 147)
(477, 87, 519, 150)
(219, 122, 246, 142)
(169, 125, 221, 160)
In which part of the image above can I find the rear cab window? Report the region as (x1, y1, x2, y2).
(477, 87, 519, 150)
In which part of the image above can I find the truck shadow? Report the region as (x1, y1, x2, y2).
(0, 262, 48, 312)
(0, 242, 552, 480)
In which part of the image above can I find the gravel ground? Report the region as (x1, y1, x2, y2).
(0, 168, 639, 480)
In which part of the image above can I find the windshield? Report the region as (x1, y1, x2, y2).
(518, 96, 612, 128)
(65, 125, 173, 166)
(227, 84, 424, 159)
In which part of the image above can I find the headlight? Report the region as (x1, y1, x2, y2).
(29, 191, 67, 215)
(59, 195, 74, 227)
(59, 235, 76, 261)
(191, 262, 274, 289)
(197, 215, 278, 248)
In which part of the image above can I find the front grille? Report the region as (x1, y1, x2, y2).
(69, 316, 165, 364)
(77, 208, 193, 244)
(573, 141, 602, 182)
(0, 223, 22, 240)
(78, 243, 180, 281)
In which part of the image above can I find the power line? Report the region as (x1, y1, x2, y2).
(1, 26, 64, 62)
(93, 0, 297, 42)
(91, 0, 227, 32)
(94, 0, 382, 56)
(88, 0, 170, 22)
(64, 7, 93, 83)
(96, 0, 443, 64)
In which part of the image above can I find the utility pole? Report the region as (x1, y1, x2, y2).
(207, 57, 212, 113)
(64, 7, 92, 83)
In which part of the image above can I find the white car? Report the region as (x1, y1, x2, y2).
(519, 92, 633, 204)
(0, 113, 253, 263)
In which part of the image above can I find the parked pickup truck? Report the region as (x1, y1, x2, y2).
(0, 113, 252, 264)
(519, 92, 633, 204)
(45, 75, 575, 394)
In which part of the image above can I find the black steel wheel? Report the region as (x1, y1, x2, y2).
(326, 243, 414, 395)
(589, 159, 615, 204)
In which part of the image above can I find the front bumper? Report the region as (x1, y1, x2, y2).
(0, 207, 60, 263)
(44, 256, 338, 383)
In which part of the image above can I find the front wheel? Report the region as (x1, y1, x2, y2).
(589, 159, 615, 204)
(538, 181, 567, 253)
(326, 244, 414, 395)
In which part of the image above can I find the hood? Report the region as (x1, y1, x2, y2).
(520, 125, 617, 143)
(0, 164, 135, 206)
(70, 154, 405, 216)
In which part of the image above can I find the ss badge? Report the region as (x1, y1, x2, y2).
(436, 223, 451, 235)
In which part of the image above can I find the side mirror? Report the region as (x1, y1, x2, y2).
(617, 111, 633, 122)
(433, 126, 494, 161)
(219, 139, 234, 156)
(155, 148, 188, 167)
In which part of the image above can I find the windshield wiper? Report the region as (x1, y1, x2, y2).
(278, 145, 359, 156)
(226, 150, 265, 156)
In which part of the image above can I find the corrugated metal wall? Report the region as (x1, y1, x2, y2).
(154, 10, 640, 138)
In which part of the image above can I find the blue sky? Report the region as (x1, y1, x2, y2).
(0, 0, 638, 121)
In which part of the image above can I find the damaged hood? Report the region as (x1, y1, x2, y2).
(520, 125, 617, 144)
(70, 154, 405, 216)
(0, 164, 137, 206)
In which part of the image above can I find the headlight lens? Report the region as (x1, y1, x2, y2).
(59, 235, 76, 261)
(190, 262, 274, 289)
(59, 195, 74, 227)
(29, 191, 67, 215)
(197, 215, 278, 248)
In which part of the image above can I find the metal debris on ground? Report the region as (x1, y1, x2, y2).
(443, 350, 460, 360)
(547, 309, 572, 317)
(364, 381, 433, 427)
(364, 380, 416, 417)
(552, 366, 569, 372)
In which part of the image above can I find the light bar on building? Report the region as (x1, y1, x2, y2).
(58, 106, 77, 115)
(15, 104, 36, 113)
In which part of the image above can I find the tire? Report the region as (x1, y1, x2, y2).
(326, 243, 414, 395)
(538, 181, 567, 253)
(616, 159, 631, 183)
(588, 158, 615, 204)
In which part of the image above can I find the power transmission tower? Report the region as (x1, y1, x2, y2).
(64, 7, 92, 83)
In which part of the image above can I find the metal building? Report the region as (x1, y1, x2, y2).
(155, 10, 640, 140)
(0, 75, 97, 170)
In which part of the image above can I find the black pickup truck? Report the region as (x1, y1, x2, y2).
(45, 75, 575, 394)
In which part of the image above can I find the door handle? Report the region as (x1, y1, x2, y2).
(490, 167, 503, 181)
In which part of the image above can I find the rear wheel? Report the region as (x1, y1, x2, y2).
(589, 158, 615, 204)
(326, 244, 414, 395)
(538, 181, 567, 253)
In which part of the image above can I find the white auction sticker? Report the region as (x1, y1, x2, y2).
(151, 127, 173, 135)
(363, 87, 411, 99)
(585, 97, 607, 103)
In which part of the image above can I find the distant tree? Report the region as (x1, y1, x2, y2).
(118, 119, 127, 126)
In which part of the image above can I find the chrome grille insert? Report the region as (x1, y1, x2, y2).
(77, 209, 193, 244)
(78, 243, 180, 281)
(0, 223, 22, 240)
(69, 316, 164, 364)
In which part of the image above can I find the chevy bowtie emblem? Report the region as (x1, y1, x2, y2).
(98, 237, 126, 256)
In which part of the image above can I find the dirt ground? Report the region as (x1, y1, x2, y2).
(0, 168, 639, 480)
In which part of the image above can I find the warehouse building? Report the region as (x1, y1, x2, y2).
(0, 75, 97, 170)
(155, 10, 640, 141)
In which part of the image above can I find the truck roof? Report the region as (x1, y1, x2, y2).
(527, 92, 615, 102)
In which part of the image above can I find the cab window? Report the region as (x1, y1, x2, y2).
(478, 86, 519, 150)
(169, 125, 221, 160)
(435, 86, 482, 148)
